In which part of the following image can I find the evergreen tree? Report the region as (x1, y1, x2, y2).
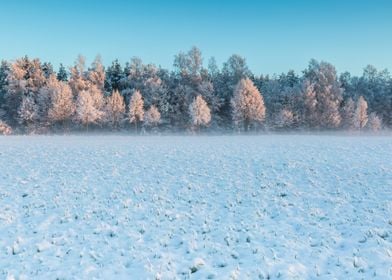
(41, 62, 54, 79)
(57, 63, 68, 81)
(0, 61, 10, 119)
(105, 59, 124, 93)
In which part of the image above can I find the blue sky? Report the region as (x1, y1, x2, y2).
(0, 0, 391, 75)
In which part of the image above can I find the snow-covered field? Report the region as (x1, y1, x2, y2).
(0, 135, 391, 279)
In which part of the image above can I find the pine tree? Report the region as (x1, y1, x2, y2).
(0, 61, 10, 119)
(354, 96, 368, 130)
(57, 63, 68, 81)
(189, 95, 211, 130)
(231, 78, 266, 131)
(128, 90, 144, 131)
(105, 90, 125, 129)
(105, 59, 124, 93)
(41, 62, 54, 79)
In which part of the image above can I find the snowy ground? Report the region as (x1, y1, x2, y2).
(0, 135, 391, 279)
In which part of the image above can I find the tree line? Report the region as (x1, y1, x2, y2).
(0, 47, 390, 134)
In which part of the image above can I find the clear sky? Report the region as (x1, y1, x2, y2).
(1, 0, 391, 75)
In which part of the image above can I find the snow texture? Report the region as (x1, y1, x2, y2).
(0, 135, 391, 279)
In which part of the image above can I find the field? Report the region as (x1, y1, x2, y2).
(0, 135, 391, 279)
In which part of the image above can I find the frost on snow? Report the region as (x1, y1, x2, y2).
(0, 136, 391, 279)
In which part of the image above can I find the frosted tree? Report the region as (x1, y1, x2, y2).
(5, 57, 46, 124)
(18, 95, 38, 130)
(74, 90, 103, 130)
(89, 85, 105, 114)
(231, 78, 266, 131)
(357, 65, 391, 127)
(69, 55, 89, 96)
(303, 60, 343, 129)
(48, 79, 75, 128)
(367, 112, 382, 132)
(88, 55, 105, 91)
(144, 105, 161, 128)
(0, 120, 12, 135)
(128, 90, 144, 131)
(105, 90, 125, 129)
(0, 61, 9, 120)
(189, 95, 211, 130)
(354, 96, 368, 130)
(341, 97, 356, 130)
(215, 54, 252, 126)
(37, 75, 59, 126)
(275, 108, 294, 129)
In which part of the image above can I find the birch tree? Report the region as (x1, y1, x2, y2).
(144, 105, 161, 128)
(231, 78, 266, 131)
(74, 90, 103, 130)
(189, 95, 211, 130)
(128, 90, 144, 131)
(48, 80, 75, 128)
(354, 96, 368, 130)
(105, 90, 125, 129)
(367, 112, 382, 132)
(18, 94, 38, 130)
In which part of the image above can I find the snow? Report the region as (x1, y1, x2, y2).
(0, 135, 391, 279)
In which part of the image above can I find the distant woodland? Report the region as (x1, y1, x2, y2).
(0, 47, 390, 134)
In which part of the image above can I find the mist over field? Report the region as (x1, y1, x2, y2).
(1, 0, 392, 279)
